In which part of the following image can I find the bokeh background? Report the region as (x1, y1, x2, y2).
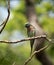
(0, 0, 54, 65)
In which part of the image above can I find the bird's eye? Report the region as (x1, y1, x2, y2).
(25, 24, 30, 28)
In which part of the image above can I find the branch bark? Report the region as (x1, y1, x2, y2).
(25, 0, 53, 65)
(0, 35, 46, 44)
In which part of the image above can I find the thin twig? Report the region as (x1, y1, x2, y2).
(0, 35, 46, 44)
(24, 43, 50, 65)
(0, 0, 10, 33)
(0, 22, 5, 26)
(12, 62, 16, 65)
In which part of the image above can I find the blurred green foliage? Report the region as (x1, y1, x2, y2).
(0, 0, 54, 65)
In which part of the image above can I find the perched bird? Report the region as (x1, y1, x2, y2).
(25, 23, 36, 55)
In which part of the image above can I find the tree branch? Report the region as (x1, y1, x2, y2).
(24, 44, 50, 65)
(0, 35, 53, 44)
(0, 35, 46, 44)
(0, 34, 53, 65)
(24, 37, 54, 65)
(0, 0, 10, 34)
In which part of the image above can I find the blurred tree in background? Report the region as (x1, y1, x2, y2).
(0, 0, 54, 65)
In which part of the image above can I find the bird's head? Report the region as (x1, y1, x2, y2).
(25, 23, 34, 31)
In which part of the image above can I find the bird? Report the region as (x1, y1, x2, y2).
(25, 23, 36, 55)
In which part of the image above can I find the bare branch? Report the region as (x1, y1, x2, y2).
(0, 35, 46, 44)
(23, 36, 54, 65)
(0, 35, 53, 44)
(0, 0, 10, 34)
(24, 44, 50, 65)
(0, 34, 53, 65)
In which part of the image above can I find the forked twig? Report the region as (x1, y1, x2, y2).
(24, 43, 50, 65)
(0, 0, 10, 33)
(24, 36, 54, 65)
